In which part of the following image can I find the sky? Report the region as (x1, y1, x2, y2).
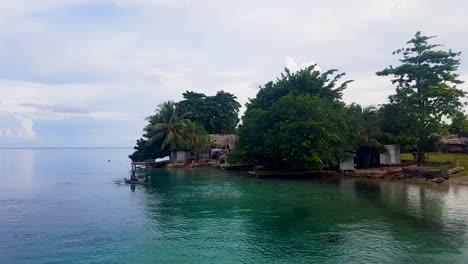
(0, 0, 467, 147)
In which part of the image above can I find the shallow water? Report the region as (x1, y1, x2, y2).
(1, 149, 468, 263)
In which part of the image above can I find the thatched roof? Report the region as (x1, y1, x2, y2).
(209, 134, 238, 149)
(447, 138, 465, 145)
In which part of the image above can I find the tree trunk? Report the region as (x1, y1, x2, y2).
(417, 150, 425, 166)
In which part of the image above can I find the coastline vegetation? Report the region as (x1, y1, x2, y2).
(377, 32, 466, 165)
(228, 65, 362, 170)
(131, 32, 467, 171)
(130, 91, 241, 161)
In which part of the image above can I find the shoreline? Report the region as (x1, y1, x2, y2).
(144, 162, 468, 187)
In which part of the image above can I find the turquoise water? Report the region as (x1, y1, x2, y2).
(1, 149, 468, 263)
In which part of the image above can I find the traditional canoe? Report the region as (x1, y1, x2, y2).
(405, 164, 418, 170)
(448, 166, 464, 175)
(386, 167, 403, 174)
(124, 178, 150, 185)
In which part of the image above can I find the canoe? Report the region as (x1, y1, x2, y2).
(448, 166, 464, 175)
(405, 164, 418, 170)
(124, 178, 150, 185)
(386, 167, 403, 174)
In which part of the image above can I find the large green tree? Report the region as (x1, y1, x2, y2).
(359, 106, 381, 148)
(377, 32, 466, 164)
(182, 120, 210, 151)
(177, 90, 241, 134)
(129, 103, 174, 161)
(229, 66, 360, 170)
(355, 105, 396, 168)
(130, 101, 212, 161)
(145, 101, 190, 151)
(377, 103, 411, 141)
(129, 137, 166, 162)
(449, 111, 468, 137)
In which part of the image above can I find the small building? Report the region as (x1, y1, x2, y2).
(169, 134, 238, 164)
(380, 144, 401, 166)
(209, 134, 238, 164)
(170, 150, 194, 163)
(446, 138, 465, 153)
(347, 144, 401, 170)
(461, 137, 468, 153)
(170, 150, 211, 163)
(209, 134, 238, 150)
(356, 148, 381, 169)
(340, 157, 355, 171)
(198, 151, 210, 161)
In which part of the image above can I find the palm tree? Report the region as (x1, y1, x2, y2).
(359, 106, 382, 149)
(145, 101, 190, 152)
(357, 106, 394, 168)
(182, 120, 209, 150)
(180, 120, 211, 161)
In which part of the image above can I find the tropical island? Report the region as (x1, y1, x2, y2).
(130, 32, 468, 184)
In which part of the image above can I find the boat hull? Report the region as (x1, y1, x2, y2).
(124, 178, 150, 185)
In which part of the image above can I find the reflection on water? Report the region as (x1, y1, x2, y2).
(0, 149, 35, 198)
(135, 169, 468, 263)
(2, 150, 468, 263)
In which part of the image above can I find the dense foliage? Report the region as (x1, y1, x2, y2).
(358, 106, 389, 150)
(177, 91, 241, 134)
(131, 32, 466, 168)
(130, 91, 241, 161)
(449, 111, 468, 137)
(129, 101, 209, 161)
(377, 32, 466, 164)
(128, 137, 167, 163)
(229, 66, 361, 170)
(353, 105, 397, 168)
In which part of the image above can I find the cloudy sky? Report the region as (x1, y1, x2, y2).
(0, 0, 467, 147)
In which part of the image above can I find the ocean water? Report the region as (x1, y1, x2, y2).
(1, 148, 468, 263)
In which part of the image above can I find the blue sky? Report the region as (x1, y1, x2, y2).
(0, 0, 467, 147)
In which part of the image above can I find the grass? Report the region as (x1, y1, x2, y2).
(401, 152, 468, 178)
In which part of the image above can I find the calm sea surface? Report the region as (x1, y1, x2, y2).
(1, 149, 468, 263)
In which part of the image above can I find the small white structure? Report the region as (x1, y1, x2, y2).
(340, 157, 355, 171)
(170, 150, 210, 163)
(171, 151, 192, 163)
(380, 144, 401, 166)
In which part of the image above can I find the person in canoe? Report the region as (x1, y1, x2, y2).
(130, 171, 138, 182)
(144, 175, 151, 183)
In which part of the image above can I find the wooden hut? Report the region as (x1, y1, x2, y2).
(170, 150, 211, 163)
(170, 151, 195, 163)
(209, 134, 238, 164)
(209, 134, 238, 150)
(446, 139, 465, 153)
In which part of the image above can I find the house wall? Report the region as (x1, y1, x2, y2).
(447, 144, 464, 153)
(171, 151, 211, 162)
(171, 151, 189, 163)
(340, 158, 355, 171)
(198, 152, 210, 161)
(356, 148, 380, 169)
(380, 144, 401, 165)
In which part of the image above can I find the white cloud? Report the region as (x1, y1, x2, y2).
(286, 56, 321, 73)
(0, 0, 467, 146)
(0, 112, 36, 141)
(343, 75, 394, 107)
